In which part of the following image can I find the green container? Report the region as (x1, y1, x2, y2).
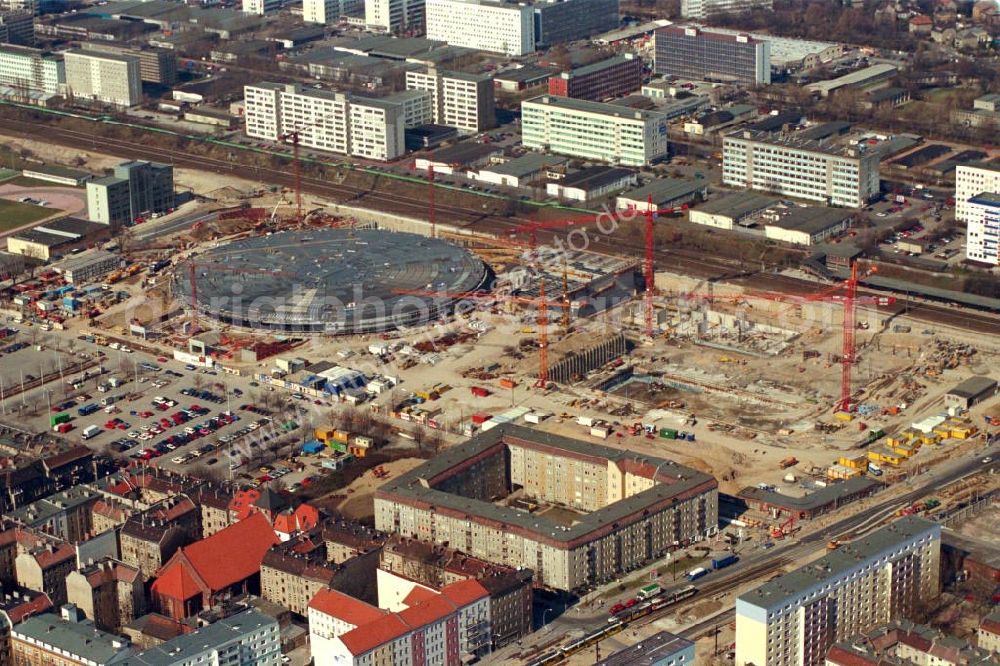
(50, 413, 70, 427)
(659, 428, 677, 440)
(330, 441, 347, 453)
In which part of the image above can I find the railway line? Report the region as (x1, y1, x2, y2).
(1, 115, 999, 335)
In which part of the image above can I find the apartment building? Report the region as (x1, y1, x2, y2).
(387, 88, 435, 128)
(548, 54, 643, 101)
(964, 191, 1000, 265)
(80, 42, 177, 85)
(244, 83, 408, 160)
(15, 542, 77, 607)
(118, 497, 200, 577)
(735, 516, 941, 666)
(826, 621, 996, 666)
(64, 49, 141, 107)
(365, 0, 424, 33)
(654, 26, 770, 86)
(129, 609, 280, 666)
(722, 129, 880, 208)
(86, 160, 174, 226)
(522, 95, 670, 167)
(0, 44, 63, 100)
(532, 0, 619, 48)
(405, 67, 495, 133)
(681, 0, 772, 18)
(425, 0, 535, 56)
(304, 0, 363, 23)
(8, 487, 98, 542)
(0, 10, 33, 46)
(243, 0, 284, 14)
(10, 605, 132, 666)
(65, 559, 144, 632)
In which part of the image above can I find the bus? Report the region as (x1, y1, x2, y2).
(637, 583, 662, 600)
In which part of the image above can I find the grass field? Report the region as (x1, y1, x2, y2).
(0, 198, 58, 233)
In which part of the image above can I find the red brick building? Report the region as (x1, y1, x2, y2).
(547, 54, 644, 102)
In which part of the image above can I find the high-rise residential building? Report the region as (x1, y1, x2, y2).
(64, 49, 141, 107)
(735, 516, 941, 666)
(365, 0, 424, 33)
(956, 162, 1000, 263)
(654, 26, 770, 86)
(243, 82, 410, 161)
(80, 42, 177, 85)
(304, 0, 363, 23)
(426, 0, 535, 55)
(522, 95, 669, 167)
(86, 161, 174, 226)
(964, 191, 999, 265)
(722, 129, 880, 208)
(242, 0, 284, 14)
(405, 67, 495, 133)
(0, 10, 33, 46)
(0, 0, 35, 14)
(548, 54, 643, 101)
(0, 44, 62, 100)
(681, 0, 772, 19)
(532, 0, 619, 48)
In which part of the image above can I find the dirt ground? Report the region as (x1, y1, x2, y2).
(334, 457, 424, 520)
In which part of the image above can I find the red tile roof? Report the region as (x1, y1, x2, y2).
(339, 615, 411, 656)
(30, 542, 75, 569)
(402, 586, 438, 607)
(981, 616, 1000, 636)
(152, 562, 203, 602)
(439, 579, 489, 607)
(910, 14, 933, 24)
(826, 646, 879, 666)
(309, 589, 388, 626)
(5, 593, 52, 624)
(398, 595, 455, 628)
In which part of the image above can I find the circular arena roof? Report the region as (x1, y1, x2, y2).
(173, 229, 488, 334)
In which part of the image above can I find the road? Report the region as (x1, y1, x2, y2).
(132, 210, 219, 241)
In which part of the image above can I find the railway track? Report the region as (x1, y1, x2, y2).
(2, 115, 999, 335)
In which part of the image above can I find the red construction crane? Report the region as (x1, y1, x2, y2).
(427, 164, 435, 239)
(278, 114, 338, 223)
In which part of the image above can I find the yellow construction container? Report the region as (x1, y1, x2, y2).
(315, 428, 335, 443)
(950, 426, 976, 439)
(932, 425, 953, 440)
(834, 411, 854, 422)
(868, 449, 904, 466)
(828, 464, 864, 480)
(918, 432, 939, 446)
(838, 455, 868, 470)
(891, 444, 917, 458)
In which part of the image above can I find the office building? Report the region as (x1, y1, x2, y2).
(64, 49, 141, 107)
(244, 82, 408, 161)
(374, 425, 718, 591)
(425, 0, 535, 56)
(309, 580, 491, 665)
(0, 44, 62, 101)
(405, 67, 495, 133)
(365, 0, 424, 33)
(722, 129, 880, 208)
(597, 631, 694, 666)
(128, 609, 280, 666)
(735, 516, 940, 666)
(956, 163, 1000, 262)
(242, 0, 284, 14)
(87, 161, 174, 226)
(80, 42, 177, 85)
(548, 54, 643, 101)
(522, 95, 669, 167)
(10, 605, 132, 666)
(385, 89, 434, 129)
(0, 10, 33, 45)
(681, 0, 772, 19)
(533, 0, 619, 48)
(654, 26, 770, 86)
(304, 0, 363, 23)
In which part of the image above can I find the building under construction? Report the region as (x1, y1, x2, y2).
(521, 332, 628, 384)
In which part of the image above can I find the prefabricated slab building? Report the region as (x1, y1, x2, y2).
(173, 229, 489, 334)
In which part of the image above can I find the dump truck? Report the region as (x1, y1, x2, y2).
(779, 457, 798, 469)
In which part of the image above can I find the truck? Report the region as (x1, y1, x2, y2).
(687, 567, 708, 581)
(711, 554, 738, 570)
(54, 422, 73, 434)
(779, 456, 798, 469)
(81, 425, 100, 440)
(50, 413, 70, 428)
(77, 403, 99, 417)
(867, 462, 883, 476)
(470, 387, 490, 398)
(637, 583, 662, 600)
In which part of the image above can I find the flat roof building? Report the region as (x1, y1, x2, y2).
(374, 424, 718, 591)
(64, 49, 141, 108)
(548, 54, 643, 102)
(21, 164, 93, 186)
(688, 192, 776, 230)
(762, 206, 852, 246)
(80, 42, 178, 86)
(468, 153, 567, 187)
(425, 0, 535, 56)
(0, 44, 63, 103)
(127, 608, 280, 665)
(405, 67, 496, 134)
(51, 249, 121, 284)
(10, 604, 133, 665)
(523, 95, 669, 167)
(681, 0, 771, 19)
(806, 63, 897, 98)
(944, 375, 997, 410)
(736, 516, 940, 666)
(616, 177, 708, 212)
(597, 631, 694, 666)
(546, 165, 637, 201)
(654, 25, 770, 86)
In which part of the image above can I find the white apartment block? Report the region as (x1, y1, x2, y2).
(681, 0, 772, 18)
(722, 130, 880, 208)
(522, 95, 669, 167)
(964, 191, 1000, 265)
(243, 0, 284, 14)
(244, 83, 407, 161)
(0, 45, 63, 99)
(64, 49, 141, 107)
(365, 0, 424, 33)
(955, 164, 1000, 261)
(425, 0, 535, 56)
(303, 0, 362, 23)
(405, 67, 495, 134)
(389, 89, 434, 128)
(736, 517, 941, 666)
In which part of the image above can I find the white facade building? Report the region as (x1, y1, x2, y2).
(389, 89, 434, 128)
(405, 67, 495, 134)
(278, 86, 351, 154)
(522, 95, 669, 166)
(425, 0, 535, 56)
(735, 517, 940, 666)
(242, 0, 283, 14)
(722, 129, 880, 208)
(681, 0, 772, 18)
(304, 0, 363, 23)
(964, 191, 1000, 265)
(365, 0, 424, 33)
(244, 82, 283, 141)
(64, 49, 141, 107)
(349, 97, 405, 161)
(956, 163, 1000, 263)
(0, 45, 63, 99)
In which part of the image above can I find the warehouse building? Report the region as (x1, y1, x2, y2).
(688, 192, 776, 230)
(548, 54, 643, 102)
(21, 164, 93, 186)
(806, 63, 897, 98)
(522, 95, 669, 167)
(374, 424, 718, 592)
(762, 206, 852, 246)
(944, 376, 997, 410)
(6, 217, 107, 260)
(654, 26, 770, 86)
(722, 129, 880, 208)
(736, 517, 940, 666)
(616, 178, 708, 212)
(546, 166, 637, 201)
(415, 143, 502, 175)
(468, 153, 566, 187)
